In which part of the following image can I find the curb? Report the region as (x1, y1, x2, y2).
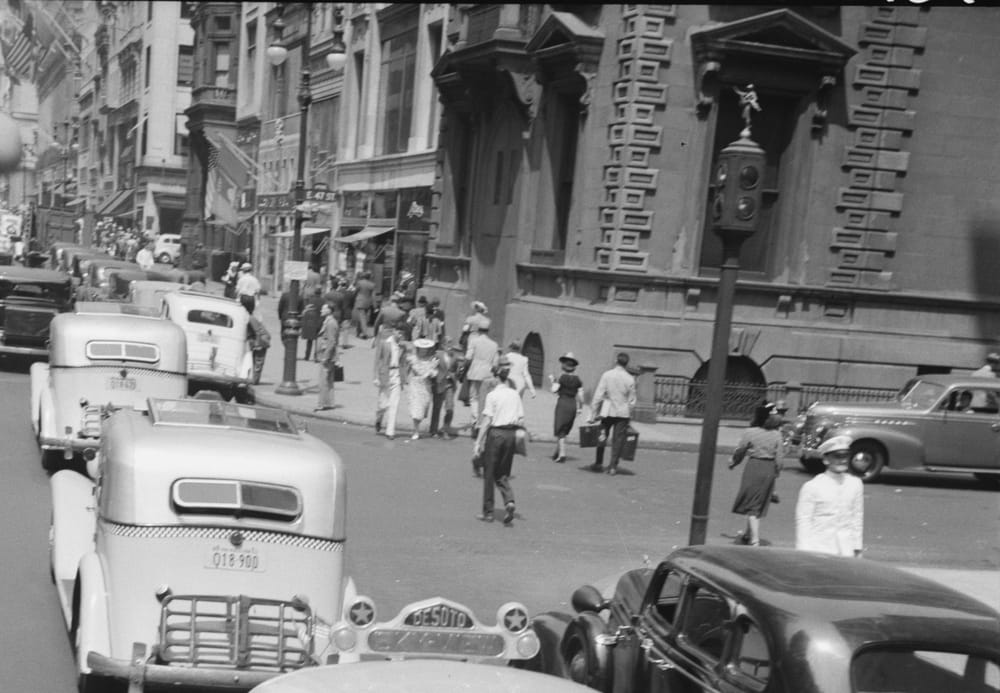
(253, 392, 738, 455)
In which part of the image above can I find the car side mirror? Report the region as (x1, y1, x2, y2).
(571, 585, 609, 613)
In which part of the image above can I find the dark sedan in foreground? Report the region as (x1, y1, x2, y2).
(523, 545, 1000, 693)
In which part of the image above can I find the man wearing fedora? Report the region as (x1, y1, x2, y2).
(474, 356, 524, 526)
(549, 352, 584, 463)
(589, 352, 637, 475)
(795, 435, 864, 557)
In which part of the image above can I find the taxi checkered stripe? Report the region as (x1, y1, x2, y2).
(104, 522, 344, 551)
(52, 365, 183, 379)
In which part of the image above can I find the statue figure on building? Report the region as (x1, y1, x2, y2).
(734, 83, 761, 137)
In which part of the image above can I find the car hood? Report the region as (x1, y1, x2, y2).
(808, 401, 909, 418)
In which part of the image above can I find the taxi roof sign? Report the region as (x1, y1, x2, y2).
(147, 398, 298, 435)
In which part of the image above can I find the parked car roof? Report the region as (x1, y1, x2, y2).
(48, 311, 187, 369)
(668, 546, 999, 652)
(0, 265, 73, 284)
(100, 400, 345, 535)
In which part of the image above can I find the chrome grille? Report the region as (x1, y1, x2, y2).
(103, 522, 344, 552)
(159, 594, 312, 670)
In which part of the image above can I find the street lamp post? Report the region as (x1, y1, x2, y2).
(689, 86, 766, 545)
(269, 4, 346, 396)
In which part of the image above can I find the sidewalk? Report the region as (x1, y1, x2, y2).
(244, 289, 745, 454)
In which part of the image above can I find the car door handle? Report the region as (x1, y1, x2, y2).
(640, 637, 674, 670)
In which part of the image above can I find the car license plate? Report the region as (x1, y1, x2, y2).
(198, 332, 219, 343)
(107, 377, 137, 391)
(207, 546, 263, 572)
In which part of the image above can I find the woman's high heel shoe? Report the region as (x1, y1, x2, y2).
(551, 450, 560, 461)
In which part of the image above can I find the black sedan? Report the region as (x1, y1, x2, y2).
(522, 545, 1000, 693)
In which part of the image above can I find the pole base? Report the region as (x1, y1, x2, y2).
(275, 380, 303, 396)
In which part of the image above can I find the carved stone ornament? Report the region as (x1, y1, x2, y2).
(696, 60, 721, 119)
(812, 75, 837, 132)
(576, 63, 598, 116)
(502, 68, 542, 125)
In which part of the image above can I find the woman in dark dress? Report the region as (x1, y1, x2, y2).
(729, 402, 784, 546)
(549, 352, 584, 463)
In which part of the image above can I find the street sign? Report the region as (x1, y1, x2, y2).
(305, 188, 337, 202)
(284, 260, 310, 281)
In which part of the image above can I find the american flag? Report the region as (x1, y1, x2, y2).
(204, 134, 240, 225)
(0, 7, 37, 84)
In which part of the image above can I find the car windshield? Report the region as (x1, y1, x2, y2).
(853, 647, 999, 693)
(899, 380, 945, 409)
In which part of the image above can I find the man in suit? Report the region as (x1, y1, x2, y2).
(430, 339, 461, 438)
(465, 326, 499, 435)
(352, 271, 376, 339)
(373, 327, 407, 439)
(589, 351, 637, 475)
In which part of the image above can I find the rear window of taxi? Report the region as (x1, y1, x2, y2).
(187, 309, 233, 328)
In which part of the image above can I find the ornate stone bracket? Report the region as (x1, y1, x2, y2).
(696, 60, 721, 119)
(812, 74, 837, 133)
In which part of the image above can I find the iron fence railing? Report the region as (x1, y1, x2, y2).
(653, 375, 898, 421)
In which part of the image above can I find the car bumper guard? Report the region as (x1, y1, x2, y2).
(88, 645, 281, 692)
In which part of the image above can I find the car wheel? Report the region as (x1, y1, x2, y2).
(157, 253, 172, 265)
(849, 441, 885, 482)
(565, 639, 588, 686)
(973, 473, 1000, 490)
(799, 456, 825, 475)
(562, 623, 609, 692)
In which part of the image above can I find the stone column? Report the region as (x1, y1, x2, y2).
(633, 364, 659, 423)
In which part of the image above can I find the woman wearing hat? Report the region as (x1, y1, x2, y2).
(728, 402, 784, 546)
(406, 338, 439, 440)
(548, 353, 584, 463)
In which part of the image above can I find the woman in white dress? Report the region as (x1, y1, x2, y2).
(406, 338, 439, 440)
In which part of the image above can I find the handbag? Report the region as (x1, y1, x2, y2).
(333, 363, 344, 382)
(514, 427, 528, 456)
(579, 423, 604, 448)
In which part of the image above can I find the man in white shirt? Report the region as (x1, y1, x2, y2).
(474, 357, 524, 525)
(236, 262, 262, 314)
(795, 435, 864, 557)
(504, 340, 536, 399)
(589, 352, 637, 475)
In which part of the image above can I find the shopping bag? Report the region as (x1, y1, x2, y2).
(579, 423, 604, 448)
(333, 363, 344, 382)
(621, 426, 639, 461)
(514, 427, 528, 456)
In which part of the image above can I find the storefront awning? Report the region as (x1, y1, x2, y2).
(96, 189, 133, 217)
(269, 226, 332, 239)
(334, 225, 395, 244)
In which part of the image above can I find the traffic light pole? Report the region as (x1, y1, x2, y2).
(688, 117, 766, 546)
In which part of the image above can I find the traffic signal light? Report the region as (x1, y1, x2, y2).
(709, 134, 766, 237)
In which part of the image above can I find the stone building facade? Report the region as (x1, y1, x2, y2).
(425, 4, 1000, 413)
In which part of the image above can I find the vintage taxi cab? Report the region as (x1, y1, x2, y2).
(162, 289, 254, 402)
(50, 398, 540, 692)
(29, 311, 187, 470)
(0, 265, 74, 359)
(76, 258, 143, 302)
(49, 241, 89, 272)
(525, 545, 1000, 693)
(799, 374, 1000, 484)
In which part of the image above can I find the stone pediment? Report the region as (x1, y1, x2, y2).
(691, 8, 856, 70)
(525, 10, 604, 58)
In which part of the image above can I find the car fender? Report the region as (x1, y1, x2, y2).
(29, 361, 49, 435)
(828, 423, 922, 468)
(38, 381, 58, 443)
(518, 611, 573, 676)
(561, 611, 613, 693)
(76, 552, 111, 675)
(51, 470, 96, 583)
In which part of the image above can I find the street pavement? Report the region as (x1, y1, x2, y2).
(235, 286, 998, 612)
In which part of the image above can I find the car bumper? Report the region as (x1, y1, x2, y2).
(189, 373, 252, 388)
(0, 343, 48, 357)
(88, 649, 282, 691)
